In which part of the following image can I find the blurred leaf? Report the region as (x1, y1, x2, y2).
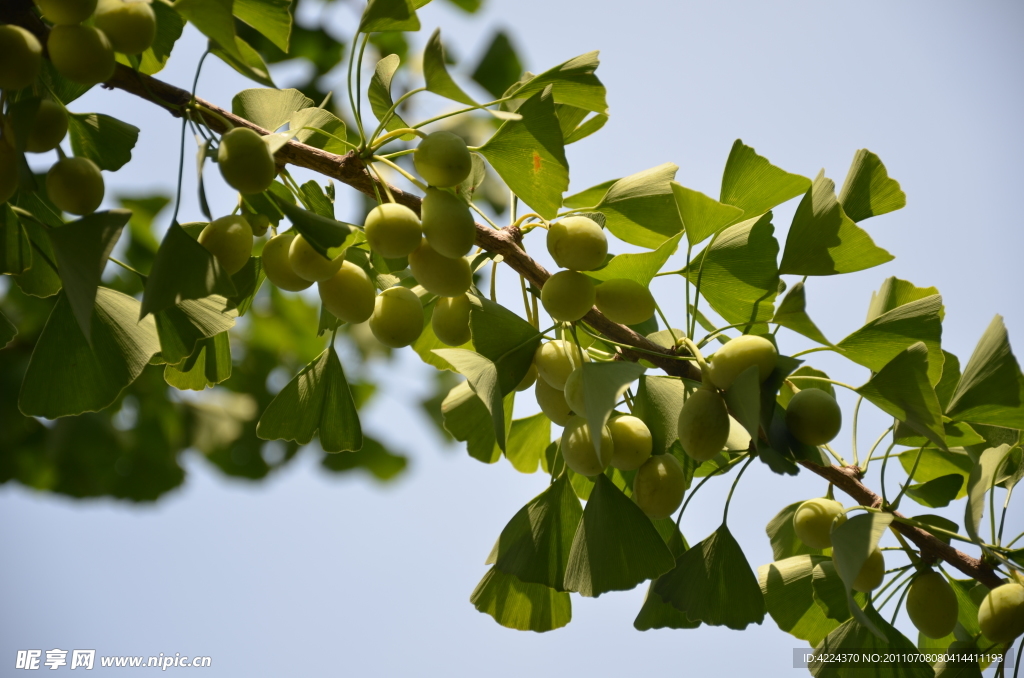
(472, 31, 523, 100)
(504, 413, 550, 474)
(506, 51, 607, 114)
(164, 331, 232, 390)
(210, 36, 275, 87)
(467, 295, 540, 396)
(672, 181, 744, 248)
(233, 0, 292, 53)
(423, 29, 476, 105)
(857, 342, 946, 449)
(759, 555, 840, 646)
(470, 567, 571, 633)
(829, 512, 893, 639)
(586, 232, 682, 287)
(964, 444, 1011, 543)
(0, 309, 16, 348)
(367, 54, 412, 139)
(0, 205, 31, 275)
(320, 435, 408, 481)
(140, 222, 237, 318)
(153, 296, 237, 366)
(945, 315, 1024, 429)
(838, 149, 906, 222)
(772, 281, 831, 346)
(360, 0, 421, 33)
(809, 606, 933, 678)
(594, 163, 683, 249)
(766, 501, 829, 561)
(719, 139, 810, 218)
(906, 473, 965, 509)
(67, 113, 139, 171)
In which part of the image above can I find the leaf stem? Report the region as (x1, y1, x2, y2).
(108, 256, 146, 280)
(790, 346, 835, 359)
(860, 425, 895, 475)
(722, 454, 756, 524)
(675, 455, 744, 528)
(411, 95, 514, 129)
(371, 154, 428, 192)
(890, 445, 925, 509)
(850, 396, 863, 467)
(370, 126, 429, 151)
(370, 87, 427, 143)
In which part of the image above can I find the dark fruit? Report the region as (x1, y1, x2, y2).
(0, 25, 43, 91)
(35, 0, 98, 25)
(431, 294, 472, 346)
(535, 377, 572, 426)
(633, 453, 686, 520)
(46, 156, 104, 215)
(677, 387, 730, 462)
(786, 388, 842, 446)
(906, 571, 959, 640)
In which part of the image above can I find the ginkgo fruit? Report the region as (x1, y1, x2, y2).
(560, 416, 613, 477)
(369, 286, 423, 348)
(792, 497, 846, 549)
(198, 215, 253, 275)
(431, 294, 472, 346)
(246, 213, 270, 237)
(261, 232, 312, 291)
(677, 387, 730, 462)
(414, 131, 472, 188)
(0, 141, 18, 205)
(786, 388, 842, 446)
(47, 25, 116, 87)
(534, 339, 589, 390)
(94, 0, 157, 55)
(288, 233, 343, 282)
(546, 216, 607, 271)
(633, 453, 686, 520)
(0, 25, 43, 91)
(906, 570, 959, 639)
(46, 156, 104, 215)
(217, 127, 276, 195)
(364, 202, 422, 258)
(541, 270, 595, 322)
(978, 582, 1024, 644)
(35, 0, 98, 25)
(408, 238, 471, 297)
(516, 364, 537, 392)
(845, 547, 885, 593)
(535, 377, 572, 425)
(319, 261, 376, 324)
(595, 278, 656, 326)
(421, 187, 475, 258)
(608, 415, 653, 471)
(707, 334, 778, 389)
(20, 99, 69, 153)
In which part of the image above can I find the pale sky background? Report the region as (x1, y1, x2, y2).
(2, 0, 1023, 675)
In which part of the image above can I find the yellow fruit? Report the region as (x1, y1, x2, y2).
(35, 0, 98, 25)
(0, 141, 18, 204)
(21, 99, 69, 153)
(261, 232, 312, 291)
(287, 233, 343, 282)
(94, 0, 156, 55)
(46, 156, 103, 215)
(541, 270, 596, 322)
(792, 497, 846, 549)
(47, 25, 115, 87)
(413, 131, 471, 188)
(369, 286, 423, 348)
(561, 416, 613, 476)
(608, 414, 652, 471)
(677, 387, 730, 462)
(535, 377, 572, 425)
(364, 202, 421, 258)
(839, 547, 884, 593)
(421, 187, 475, 258)
(978, 583, 1024, 644)
(786, 388, 842, 446)
(217, 127, 276, 195)
(515, 363, 537, 392)
(409, 238, 471, 297)
(633, 453, 686, 520)
(0, 25, 43, 91)
(546, 216, 607, 271)
(707, 334, 778, 389)
(431, 294, 472, 346)
(534, 339, 589, 390)
(319, 261, 376, 324)
(595, 278, 656, 326)
(906, 571, 959, 639)
(198, 215, 252, 275)
(563, 366, 586, 415)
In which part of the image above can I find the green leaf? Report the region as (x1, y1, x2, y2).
(471, 31, 523, 100)
(0, 309, 17, 348)
(895, 419, 984, 450)
(233, 0, 292, 53)
(19, 287, 160, 418)
(779, 366, 836, 408)
(505, 51, 608, 114)
(412, 301, 472, 369)
(0, 204, 32, 274)
(964, 444, 1011, 543)
(672, 181, 745, 249)
(563, 178, 616, 209)
(470, 567, 571, 633)
(47, 210, 130, 341)
(256, 346, 363, 452)
(125, 0, 184, 76)
(586, 232, 682, 287)
(772, 281, 831, 346)
(829, 512, 893, 639)
(153, 296, 237, 366)
(163, 331, 232, 390)
(488, 474, 582, 590)
(504, 413, 550, 474)
(766, 501, 830, 561)
(67, 113, 139, 171)
(479, 88, 568, 220)
(423, 29, 475, 105)
(857, 342, 947, 449)
(140, 222, 237, 318)
(593, 163, 684, 249)
(173, 0, 243, 61)
(723, 365, 761, 440)
(633, 375, 687, 458)
(367, 54, 412, 138)
(440, 380, 509, 463)
(758, 555, 840, 647)
(935, 351, 962, 411)
(467, 296, 541, 396)
(906, 473, 965, 509)
(562, 110, 607, 145)
(359, 0, 420, 33)
(654, 524, 766, 629)
(838, 294, 945, 387)
(898, 447, 972, 500)
(681, 212, 780, 328)
(838, 149, 906, 222)
(11, 194, 63, 298)
(634, 582, 701, 631)
(779, 171, 894, 276)
(434, 348, 508, 451)
(809, 607, 934, 678)
(272, 194, 357, 259)
(232, 88, 311, 131)
(811, 560, 867, 623)
(579, 362, 647, 461)
(866, 276, 940, 323)
(945, 315, 1024, 429)
(563, 474, 675, 597)
(719, 139, 810, 218)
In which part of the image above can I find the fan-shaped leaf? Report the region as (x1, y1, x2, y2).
(856, 342, 946, 449)
(67, 114, 139, 171)
(759, 555, 839, 646)
(359, 0, 420, 33)
(504, 413, 550, 474)
(773, 281, 831, 346)
(829, 512, 893, 639)
(470, 567, 570, 633)
(672, 182, 744, 248)
(587, 232, 682, 287)
(720, 139, 810, 218)
(163, 331, 232, 390)
(838, 149, 906, 222)
(140, 222, 237, 318)
(594, 163, 684, 249)
(945, 316, 1024, 429)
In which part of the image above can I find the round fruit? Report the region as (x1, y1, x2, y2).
(46, 156, 103, 215)
(707, 334, 778, 389)
(535, 376, 572, 425)
(47, 25, 116, 87)
(541, 270, 596, 322)
(677, 387, 730, 462)
(786, 388, 842, 446)
(247, 213, 270, 237)
(842, 547, 885, 593)
(978, 583, 1024, 644)
(0, 141, 18, 205)
(594, 278, 656, 326)
(413, 131, 471, 188)
(35, 0, 98, 25)
(563, 366, 586, 415)
(792, 497, 846, 549)
(261, 232, 312, 291)
(319, 261, 376, 324)
(421, 187, 475, 258)
(198, 215, 252, 275)
(217, 127, 276, 195)
(516, 364, 537, 392)
(431, 294, 472, 346)
(22, 99, 69, 153)
(0, 25, 43, 91)
(408, 238, 471, 297)
(608, 415, 653, 471)
(534, 339, 589, 390)
(287, 233, 343, 282)
(94, 0, 156, 55)
(369, 286, 423, 348)
(561, 416, 613, 477)
(546, 216, 607, 271)
(364, 202, 421, 258)
(634, 453, 686, 520)
(906, 571, 959, 639)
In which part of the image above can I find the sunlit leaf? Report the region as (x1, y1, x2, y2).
(838, 149, 906, 222)
(829, 512, 893, 639)
(719, 139, 810, 218)
(506, 51, 607, 114)
(586, 232, 682, 287)
(857, 342, 946, 449)
(772, 281, 831, 346)
(423, 29, 475, 105)
(67, 113, 139, 171)
(945, 315, 1024, 429)
(759, 555, 840, 646)
(163, 331, 232, 390)
(504, 413, 550, 474)
(672, 182, 744, 248)
(594, 163, 684, 249)
(470, 567, 570, 633)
